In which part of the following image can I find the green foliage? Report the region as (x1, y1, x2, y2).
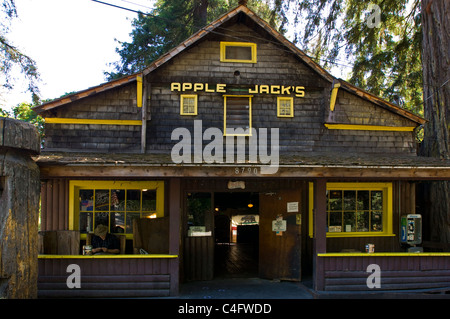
(278, 0, 423, 115)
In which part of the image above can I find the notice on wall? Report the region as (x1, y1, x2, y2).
(287, 202, 299, 213)
(272, 219, 287, 232)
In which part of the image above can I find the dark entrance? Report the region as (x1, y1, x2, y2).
(213, 192, 259, 278)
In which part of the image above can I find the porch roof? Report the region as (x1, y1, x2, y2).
(35, 151, 450, 180)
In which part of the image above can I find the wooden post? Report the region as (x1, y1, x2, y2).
(0, 118, 40, 298)
(169, 178, 181, 295)
(313, 178, 327, 291)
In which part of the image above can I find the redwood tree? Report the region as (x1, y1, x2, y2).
(420, 0, 450, 243)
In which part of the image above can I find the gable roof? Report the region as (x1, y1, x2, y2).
(33, 5, 425, 125)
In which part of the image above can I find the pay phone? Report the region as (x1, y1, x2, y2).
(400, 214, 422, 245)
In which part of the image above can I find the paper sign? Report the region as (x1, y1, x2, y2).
(287, 202, 299, 213)
(272, 219, 287, 232)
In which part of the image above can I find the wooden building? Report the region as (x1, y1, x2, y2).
(34, 5, 450, 298)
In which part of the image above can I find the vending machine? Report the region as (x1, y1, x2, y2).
(400, 214, 422, 245)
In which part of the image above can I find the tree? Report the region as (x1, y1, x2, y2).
(106, 0, 282, 80)
(0, 0, 40, 104)
(419, 0, 450, 243)
(274, 0, 423, 114)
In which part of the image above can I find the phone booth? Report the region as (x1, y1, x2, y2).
(400, 214, 422, 247)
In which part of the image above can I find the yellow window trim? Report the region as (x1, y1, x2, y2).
(223, 95, 253, 136)
(45, 118, 142, 126)
(220, 42, 257, 63)
(136, 75, 143, 108)
(277, 96, 294, 117)
(324, 123, 416, 132)
(180, 94, 198, 115)
(69, 180, 164, 240)
(308, 182, 393, 238)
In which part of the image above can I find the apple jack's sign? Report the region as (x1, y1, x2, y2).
(171, 82, 305, 97)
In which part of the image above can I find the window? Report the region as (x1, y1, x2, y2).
(180, 94, 198, 115)
(277, 97, 294, 117)
(326, 183, 392, 237)
(223, 95, 252, 136)
(70, 181, 164, 239)
(220, 42, 257, 63)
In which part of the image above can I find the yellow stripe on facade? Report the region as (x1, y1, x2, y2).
(318, 252, 450, 257)
(38, 254, 178, 259)
(45, 118, 142, 126)
(324, 123, 416, 132)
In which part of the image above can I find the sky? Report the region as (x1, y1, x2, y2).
(1, 0, 156, 111)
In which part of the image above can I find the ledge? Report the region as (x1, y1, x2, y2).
(38, 254, 178, 259)
(318, 252, 450, 257)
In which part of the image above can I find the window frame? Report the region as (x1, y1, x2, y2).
(277, 97, 294, 117)
(308, 182, 393, 238)
(223, 94, 253, 137)
(220, 42, 257, 63)
(180, 94, 198, 116)
(69, 180, 165, 240)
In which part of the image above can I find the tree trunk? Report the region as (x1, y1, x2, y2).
(193, 0, 208, 30)
(420, 0, 450, 243)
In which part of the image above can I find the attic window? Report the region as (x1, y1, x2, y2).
(220, 42, 257, 63)
(180, 95, 198, 115)
(277, 97, 294, 117)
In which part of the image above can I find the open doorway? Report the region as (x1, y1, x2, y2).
(213, 192, 259, 278)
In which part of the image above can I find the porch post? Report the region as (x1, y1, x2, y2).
(169, 178, 181, 296)
(313, 178, 327, 291)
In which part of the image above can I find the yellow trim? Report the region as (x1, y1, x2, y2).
(45, 118, 142, 126)
(180, 94, 198, 115)
(136, 75, 143, 107)
(38, 254, 178, 259)
(220, 42, 257, 63)
(324, 123, 416, 132)
(308, 182, 394, 238)
(318, 252, 450, 257)
(329, 83, 340, 111)
(69, 180, 165, 236)
(223, 95, 253, 136)
(308, 182, 314, 238)
(277, 97, 294, 117)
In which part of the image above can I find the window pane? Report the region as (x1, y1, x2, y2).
(126, 212, 141, 233)
(142, 190, 157, 211)
(329, 190, 342, 211)
(127, 189, 141, 211)
(279, 99, 291, 116)
(79, 190, 94, 211)
(371, 191, 383, 210)
(356, 211, 369, 232)
(79, 212, 93, 233)
(329, 211, 342, 227)
(343, 212, 356, 232)
(357, 191, 370, 210)
(225, 46, 252, 60)
(344, 191, 356, 210)
(95, 189, 109, 211)
(111, 189, 125, 211)
(371, 211, 383, 231)
(187, 192, 212, 235)
(95, 212, 109, 228)
(183, 97, 195, 114)
(111, 212, 125, 233)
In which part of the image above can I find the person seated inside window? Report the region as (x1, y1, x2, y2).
(91, 224, 120, 254)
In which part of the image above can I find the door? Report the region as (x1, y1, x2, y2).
(259, 188, 302, 281)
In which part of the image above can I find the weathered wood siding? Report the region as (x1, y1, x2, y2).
(43, 83, 141, 152)
(38, 257, 178, 298)
(40, 22, 418, 155)
(40, 179, 69, 231)
(319, 255, 450, 292)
